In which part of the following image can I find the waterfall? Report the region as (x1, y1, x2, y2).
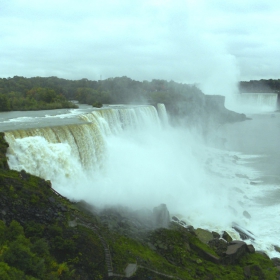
(157, 103, 169, 126)
(229, 93, 278, 113)
(5, 105, 167, 178)
(2, 102, 258, 244)
(79, 105, 161, 136)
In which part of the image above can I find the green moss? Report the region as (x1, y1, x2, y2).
(187, 232, 219, 258)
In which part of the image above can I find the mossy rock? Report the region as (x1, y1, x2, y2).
(194, 228, 214, 244)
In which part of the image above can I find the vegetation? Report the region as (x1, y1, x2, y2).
(1, 75, 279, 114)
(0, 87, 77, 111)
(92, 101, 103, 108)
(239, 79, 280, 93)
(0, 76, 203, 116)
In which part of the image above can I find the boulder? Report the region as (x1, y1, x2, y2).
(153, 204, 170, 228)
(243, 211, 251, 219)
(275, 245, 280, 253)
(195, 228, 214, 244)
(244, 265, 265, 279)
(172, 216, 179, 222)
(222, 231, 233, 242)
(189, 241, 220, 264)
(232, 223, 255, 241)
(208, 238, 228, 257)
(224, 240, 248, 264)
(212, 231, 220, 239)
(247, 244, 255, 253)
(271, 258, 280, 267)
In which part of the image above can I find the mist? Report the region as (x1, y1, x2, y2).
(7, 101, 280, 256)
(6, 107, 245, 231)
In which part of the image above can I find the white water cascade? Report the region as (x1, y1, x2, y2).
(228, 92, 278, 114)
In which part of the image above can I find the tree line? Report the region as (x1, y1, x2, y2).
(239, 79, 280, 93)
(2, 75, 278, 120)
(0, 76, 203, 114)
(0, 82, 78, 112)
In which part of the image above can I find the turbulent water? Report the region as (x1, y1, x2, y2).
(1, 101, 280, 258)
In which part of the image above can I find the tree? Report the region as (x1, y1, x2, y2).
(0, 94, 10, 111)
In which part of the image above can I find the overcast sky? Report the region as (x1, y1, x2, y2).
(1, 0, 280, 94)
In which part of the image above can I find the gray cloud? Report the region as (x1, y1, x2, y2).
(1, 0, 280, 95)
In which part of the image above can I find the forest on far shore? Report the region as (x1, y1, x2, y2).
(239, 79, 280, 93)
(0, 75, 279, 112)
(0, 76, 203, 114)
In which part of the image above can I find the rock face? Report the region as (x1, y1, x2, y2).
(195, 228, 214, 244)
(153, 204, 170, 228)
(224, 240, 248, 264)
(208, 238, 228, 257)
(232, 223, 255, 240)
(222, 231, 233, 242)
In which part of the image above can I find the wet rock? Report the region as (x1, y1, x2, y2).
(222, 231, 232, 242)
(250, 181, 258, 185)
(212, 231, 220, 239)
(244, 265, 251, 278)
(179, 220, 186, 226)
(48, 197, 55, 203)
(224, 240, 248, 264)
(195, 228, 214, 244)
(153, 204, 170, 228)
(274, 245, 280, 253)
(208, 238, 228, 257)
(243, 211, 251, 219)
(186, 225, 195, 234)
(172, 216, 179, 222)
(247, 244, 255, 253)
(58, 204, 67, 212)
(271, 257, 280, 267)
(232, 223, 255, 241)
(19, 170, 30, 180)
(189, 242, 220, 264)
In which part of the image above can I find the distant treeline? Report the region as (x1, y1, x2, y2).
(2, 75, 278, 116)
(239, 79, 280, 93)
(0, 76, 203, 114)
